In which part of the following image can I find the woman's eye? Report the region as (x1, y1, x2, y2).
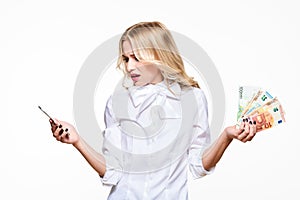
(122, 55, 139, 63)
(123, 56, 129, 62)
(133, 55, 139, 62)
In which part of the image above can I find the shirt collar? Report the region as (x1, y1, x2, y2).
(128, 80, 181, 108)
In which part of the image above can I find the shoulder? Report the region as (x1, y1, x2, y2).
(179, 86, 208, 114)
(182, 86, 207, 103)
(191, 87, 206, 98)
(192, 88, 208, 112)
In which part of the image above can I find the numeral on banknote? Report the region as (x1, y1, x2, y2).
(237, 86, 286, 132)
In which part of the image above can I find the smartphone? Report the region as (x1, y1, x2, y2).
(38, 106, 55, 122)
(38, 106, 69, 138)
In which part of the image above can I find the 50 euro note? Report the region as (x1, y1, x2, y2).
(239, 98, 286, 132)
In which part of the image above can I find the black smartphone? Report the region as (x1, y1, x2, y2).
(38, 106, 55, 122)
(39, 106, 69, 138)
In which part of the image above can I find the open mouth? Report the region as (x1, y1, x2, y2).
(130, 74, 140, 81)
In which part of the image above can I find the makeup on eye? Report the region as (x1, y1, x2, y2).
(122, 54, 139, 62)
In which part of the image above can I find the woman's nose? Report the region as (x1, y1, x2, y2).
(126, 58, 137, 72)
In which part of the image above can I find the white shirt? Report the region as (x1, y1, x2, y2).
(100, 80, 214, 200)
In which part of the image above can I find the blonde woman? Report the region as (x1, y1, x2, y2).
(50, 21, 256, 199)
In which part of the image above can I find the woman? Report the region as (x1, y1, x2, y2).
(50, 21, 256, 199)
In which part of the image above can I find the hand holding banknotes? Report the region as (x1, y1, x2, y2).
(236, 86, 286, 132)
(225, 120, 257, 143)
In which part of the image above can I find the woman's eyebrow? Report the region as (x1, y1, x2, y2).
(122, 53, 135, 57)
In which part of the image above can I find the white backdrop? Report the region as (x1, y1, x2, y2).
(1, 0, 299, 199)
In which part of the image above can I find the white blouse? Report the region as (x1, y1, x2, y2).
(100, 80, 214, 200)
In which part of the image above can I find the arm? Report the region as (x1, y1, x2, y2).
(202, 121, 256, 171)
(50, 119, 106, 177)
(73, 136, 106, 177)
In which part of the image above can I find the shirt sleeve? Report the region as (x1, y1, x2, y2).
(188, 89, 215, 179)
(99, 95, 123, 186)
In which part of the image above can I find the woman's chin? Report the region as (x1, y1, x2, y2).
(133, 81, 147, 86)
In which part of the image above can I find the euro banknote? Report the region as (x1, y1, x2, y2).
(236, 86, 285, 131)
(242, 98, 286, 132)
(237, 86, 260, 120)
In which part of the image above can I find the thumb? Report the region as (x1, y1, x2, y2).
(52, 118, 60, 125)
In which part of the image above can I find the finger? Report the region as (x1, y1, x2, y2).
(49, 119, 56, 127)
(49, 118, 56, 125)
(51, 125, 58, 133)
(53, 124, 63, 137)
(239, 121, 245, 131)
(243, 123, 256, 142)
(244, 122, 250, 133)
(58, 127, 64, 136)
(253, 120, 257, 133)
(50, 118, 58, 125)
(238, 123, 250, 142)
(65, 128, 70, 139)
(50, 121, 58, 133)
(51, 118, 60, 128)
(59, 128, 70, 142)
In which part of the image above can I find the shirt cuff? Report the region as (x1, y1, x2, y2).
(189, 151, 215, 179)
(99, 167, 122, 186)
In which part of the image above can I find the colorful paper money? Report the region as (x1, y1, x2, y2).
(237, 86, 260, 120)
(236, 86, 286, 132)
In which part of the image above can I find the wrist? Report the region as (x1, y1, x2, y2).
(72, 137, 83, 149)
(221, 129, 234, 143)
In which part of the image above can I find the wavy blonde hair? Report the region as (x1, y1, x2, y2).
(117, 21, 199, 88)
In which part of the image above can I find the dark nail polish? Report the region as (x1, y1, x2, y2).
(243, 119, 245, 122)
(65, 128, 68, 132)
(249, 121, 252, 125)
(59, 129, 64, 135)
(59, 124, 62, 128)
(253, 121, 256, 125)
(245, 118, 248, 122)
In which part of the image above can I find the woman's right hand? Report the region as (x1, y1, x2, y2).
(50, 118, 80, 145)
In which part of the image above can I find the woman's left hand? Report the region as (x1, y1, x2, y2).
(225, 121, 257, 143)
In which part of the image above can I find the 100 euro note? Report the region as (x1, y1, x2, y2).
(237, 86, 260, 121)
(242, 98, 286, 132)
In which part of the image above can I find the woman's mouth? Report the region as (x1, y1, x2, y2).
(131, 74, 140, 82)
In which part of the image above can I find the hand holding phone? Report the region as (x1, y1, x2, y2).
(38, 106, 72, 140)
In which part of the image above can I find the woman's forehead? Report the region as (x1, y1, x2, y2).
(122, 40, 134, 55)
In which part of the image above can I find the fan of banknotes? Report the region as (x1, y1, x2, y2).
(236, 86, 286, 132)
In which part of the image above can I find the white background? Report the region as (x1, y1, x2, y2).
(1, 0, 300, 199)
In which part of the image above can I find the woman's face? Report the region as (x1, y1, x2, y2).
(122, 40, 163, 86)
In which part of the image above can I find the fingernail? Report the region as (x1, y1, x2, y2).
(59, 129, 64, 135)
(65, 128, 68, 132)
(253, 121, 256, 125)
(245, 118, 248, 122)
(243, 119, 245, 122)
(59, 124, 62, 128)
(249, 121, 252, 125)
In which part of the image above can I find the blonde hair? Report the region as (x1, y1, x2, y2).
(117, 21, 199, 88)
